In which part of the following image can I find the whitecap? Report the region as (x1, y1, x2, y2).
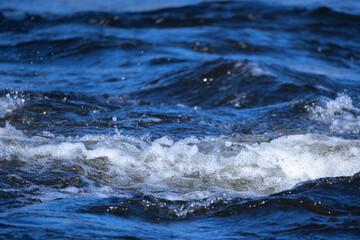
(1, 123, 359, 201)
(0, 93, 25, 118)
(306, 93, 360, 133)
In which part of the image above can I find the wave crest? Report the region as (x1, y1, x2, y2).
(1, 124, 359, 201)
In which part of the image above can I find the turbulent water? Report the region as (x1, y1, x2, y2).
(1, 0, 360, 239)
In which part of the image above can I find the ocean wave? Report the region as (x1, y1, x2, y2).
(2, 2, 360, 30)
(307, 93, 360, 134)
(1, 123, 359, 202)
(137, 59, 335, 109)
(0, 92, 25, 118)
(1, 0, 360, 237)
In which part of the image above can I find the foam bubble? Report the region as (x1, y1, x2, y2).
(0, 123, 359, 201)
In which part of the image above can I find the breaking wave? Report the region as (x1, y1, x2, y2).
(0, 92, 25, 118)
(307, 93, 360, 134)
(1, 123, 359, 203)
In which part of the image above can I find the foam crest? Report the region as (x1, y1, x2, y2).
(307, 93, 360, 133)
(235, 62, 276, 78)
(0, 93, 25, 118)
(1, 124, 359, 200)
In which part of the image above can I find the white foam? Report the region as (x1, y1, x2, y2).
(1, 123, 359, 201)
(307, 93, 360, 133)
(0, 93, 25, 118)
(235, 62, 276, 78)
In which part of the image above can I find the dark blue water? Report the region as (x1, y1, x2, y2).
(1, 0, 360, 239)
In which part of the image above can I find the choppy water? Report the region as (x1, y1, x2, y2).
(1, 0, 360, 239)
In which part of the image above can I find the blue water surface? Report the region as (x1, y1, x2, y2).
(1, 0, 360, 239)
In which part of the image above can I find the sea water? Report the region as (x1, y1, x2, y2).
(1, 0, 360, 239)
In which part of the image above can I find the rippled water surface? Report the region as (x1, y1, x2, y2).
(1, 0, 360, 239)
